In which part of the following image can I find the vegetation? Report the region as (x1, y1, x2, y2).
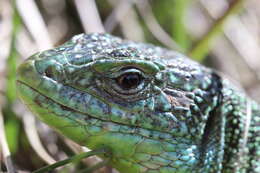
(0, 0, 259, 172)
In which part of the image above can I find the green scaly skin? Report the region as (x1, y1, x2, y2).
(16, 33, 260, 173)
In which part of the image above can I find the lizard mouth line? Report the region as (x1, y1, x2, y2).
(17, 80, 176, 139)
(17, 80, 124, 125)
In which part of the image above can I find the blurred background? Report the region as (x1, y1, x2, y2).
(0, 0, 260, 172)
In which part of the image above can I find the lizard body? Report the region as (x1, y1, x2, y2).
(17, 33, 260, 173)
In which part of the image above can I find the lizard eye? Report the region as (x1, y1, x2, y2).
(99, 67, 149, 99)
(97, 67, 152, 101)
(116, 72, 142, 90)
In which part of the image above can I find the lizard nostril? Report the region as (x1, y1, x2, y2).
(44, 66, 54, 78)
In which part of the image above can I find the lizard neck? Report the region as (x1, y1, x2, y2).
(198, 99, 226, 173)
(194, 73, 225, 173)
(219, 80, 254, 172)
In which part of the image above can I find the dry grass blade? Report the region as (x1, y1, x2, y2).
(74, 0, 105, 33)
(104, 0, 134, 32)
(136, 0, 181, 51)
(23, 113, 56, 164)
(0, 0, 13, 74)
(16, 0, 52, 50)
(106, 0, 144, 41)
(118, 9, 145, 42)
(0, 110, 15, 173)
(16, 29, 38, 59)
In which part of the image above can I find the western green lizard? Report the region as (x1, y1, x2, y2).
(16, 33, 260, 173)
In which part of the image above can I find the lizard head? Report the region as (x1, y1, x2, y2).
(17, 33, 221, 172)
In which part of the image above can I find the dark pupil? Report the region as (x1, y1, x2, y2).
(118, 73, 141, 89)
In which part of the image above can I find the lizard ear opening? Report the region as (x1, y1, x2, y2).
(199, 72, 224, 170)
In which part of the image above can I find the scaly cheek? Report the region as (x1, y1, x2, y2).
(85, 132, 199, 173)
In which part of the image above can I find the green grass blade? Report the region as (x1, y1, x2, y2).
(188, 0, 246, 61)
(32, 148, 109, 173)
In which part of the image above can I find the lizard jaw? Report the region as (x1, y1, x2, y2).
(17, 80, 199, 173)
(17, 57, 200, 173)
